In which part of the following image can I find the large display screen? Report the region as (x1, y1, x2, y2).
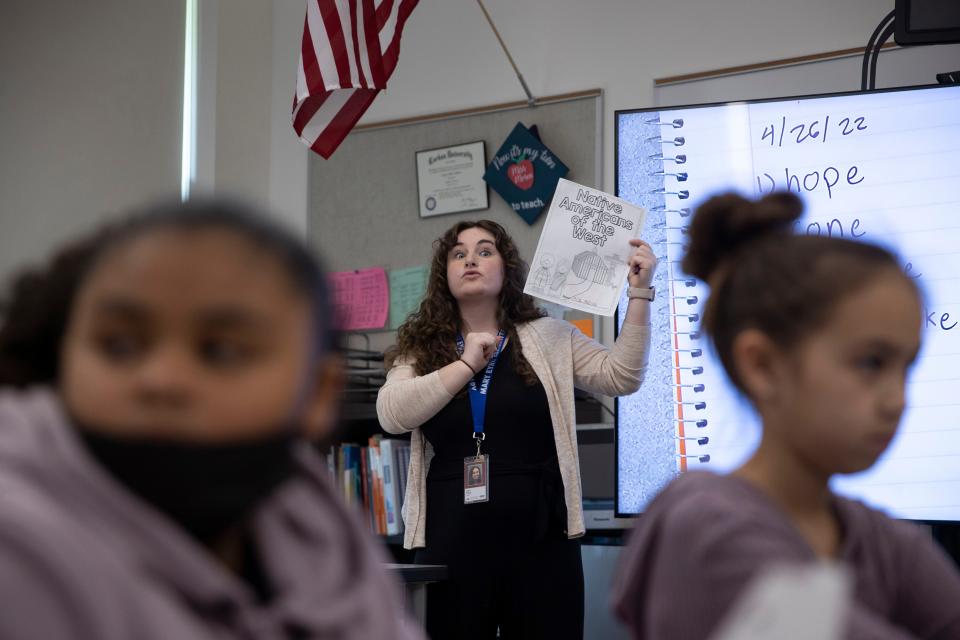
(615, 84, 960, 521)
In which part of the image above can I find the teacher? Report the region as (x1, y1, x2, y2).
(376, 219, 654, 639)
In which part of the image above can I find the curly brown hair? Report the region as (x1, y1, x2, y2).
(385, 220, 545, 383)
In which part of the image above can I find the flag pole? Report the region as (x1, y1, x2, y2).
(475, 0, 537, 106)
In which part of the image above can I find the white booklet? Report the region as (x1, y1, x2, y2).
(524, 178, 646, 316)
(710, 564, 850, 640)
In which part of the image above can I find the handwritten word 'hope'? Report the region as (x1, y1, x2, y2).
(756, 165, 864, 199)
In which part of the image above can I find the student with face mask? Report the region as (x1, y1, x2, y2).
(611, 192, 960, 639)
(0, 200, 424, 640)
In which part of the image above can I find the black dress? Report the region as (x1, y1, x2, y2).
(414, 342, 583, 640)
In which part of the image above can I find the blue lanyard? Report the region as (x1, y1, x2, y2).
(456, 329, 506, 436)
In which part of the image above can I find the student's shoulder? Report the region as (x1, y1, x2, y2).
(0, 389, 121, 593)
(834, 493, 930, 549)
(0, 471, 110, 570)
(644, 472, 797, 550)
(649, 472, 737, 515)
(833, 493, 960, 608)
(0, 386, 68, 456)
(650, 471, 751, 513)
(0, 502, 201, 640)
(0, 487, 124, 636)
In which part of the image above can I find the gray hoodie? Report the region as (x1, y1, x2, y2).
(0, 388, 424, 640)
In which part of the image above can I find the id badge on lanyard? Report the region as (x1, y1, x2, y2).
(457, 330, 505, 504)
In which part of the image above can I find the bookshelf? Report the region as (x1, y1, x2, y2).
(319, 344, 412, 559)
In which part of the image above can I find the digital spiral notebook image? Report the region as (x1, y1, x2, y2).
(615, 83, 960, 520)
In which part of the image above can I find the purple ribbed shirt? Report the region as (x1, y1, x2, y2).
(611, 471, 960, 639)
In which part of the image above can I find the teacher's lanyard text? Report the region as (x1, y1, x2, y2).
(456, 329, 507, 458)
(457, 330, 505, 505)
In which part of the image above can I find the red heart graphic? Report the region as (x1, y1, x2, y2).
(507, 159, 534, 190)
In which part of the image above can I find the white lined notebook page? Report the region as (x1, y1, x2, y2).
(616, 84, 960, 519)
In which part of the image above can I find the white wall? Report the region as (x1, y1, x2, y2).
(268, 0, 310, 236)
(0, 0, 184, 283)
(0, 0, 908, 277)
(214, 0, 274, 207)
(258, 0, 899, 233)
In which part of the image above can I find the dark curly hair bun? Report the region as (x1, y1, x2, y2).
(682, 191, 803, 282)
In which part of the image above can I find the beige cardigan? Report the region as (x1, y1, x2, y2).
(376, 317, 650, 549)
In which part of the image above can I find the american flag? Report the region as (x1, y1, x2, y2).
(292, 0, 419, 159)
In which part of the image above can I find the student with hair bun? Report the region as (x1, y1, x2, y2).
(612, 192, 960, 639)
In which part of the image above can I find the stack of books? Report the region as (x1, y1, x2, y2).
(324, 436, 411, 536)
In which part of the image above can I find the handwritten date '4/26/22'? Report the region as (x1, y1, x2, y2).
(760, 114, 867, 147)
(753, 115, 869, 199)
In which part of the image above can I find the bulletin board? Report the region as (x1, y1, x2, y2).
(307, 90, 602, 274)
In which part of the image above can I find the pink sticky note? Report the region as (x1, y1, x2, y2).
(329, 267, 389, 331)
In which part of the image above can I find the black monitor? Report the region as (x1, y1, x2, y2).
(895, 0, 960, 45)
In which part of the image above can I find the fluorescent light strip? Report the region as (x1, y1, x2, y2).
(181, 0, 198, 201)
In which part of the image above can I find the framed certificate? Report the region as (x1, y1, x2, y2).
(415, 141, 489, 218)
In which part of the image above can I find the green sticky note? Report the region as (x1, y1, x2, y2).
(389, 265, 429, 329)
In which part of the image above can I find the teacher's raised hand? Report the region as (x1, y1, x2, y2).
(627, 238, 657, 288)
(461, 331, 500, 373)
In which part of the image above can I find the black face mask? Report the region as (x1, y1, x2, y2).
(77, 426, 297, 545)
